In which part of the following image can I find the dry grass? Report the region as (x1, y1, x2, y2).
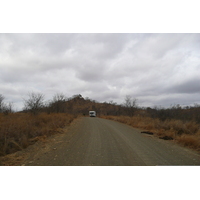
(0, 113, 76, 156)
(101, 115, 200, 151)
(177, 135, 200, 149)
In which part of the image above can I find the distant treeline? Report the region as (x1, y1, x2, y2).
(144, 104, 200, 123)
(1, 93, 200, 123)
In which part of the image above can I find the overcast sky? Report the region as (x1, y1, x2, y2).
(0, 33, 200, 110)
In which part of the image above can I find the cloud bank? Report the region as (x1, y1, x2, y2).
(0, 33, 200, 110)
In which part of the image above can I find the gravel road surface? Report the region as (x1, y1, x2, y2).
(22, 117, 200, 166)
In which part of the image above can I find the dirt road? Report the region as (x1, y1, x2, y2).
(10, 117, 200, 166)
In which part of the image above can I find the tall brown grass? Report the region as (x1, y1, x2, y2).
(101, 115, 200, 151)
(0, 113, 75, 156)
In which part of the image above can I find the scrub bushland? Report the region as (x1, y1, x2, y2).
(0, 113, 75, 156)
(101, 115, 200, 151)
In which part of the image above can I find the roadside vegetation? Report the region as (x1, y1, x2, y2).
(0, 93, 78, 156)
(1, 92, 200, 156)
(101, 115, 200, 151)
(0, 113, 74, 156)
(101, 96, 200, 151)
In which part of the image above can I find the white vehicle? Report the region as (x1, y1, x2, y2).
(89, 111, 96, 117)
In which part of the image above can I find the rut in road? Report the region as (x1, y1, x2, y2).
(24, 117, 200, 166)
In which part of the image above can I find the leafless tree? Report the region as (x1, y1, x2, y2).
(53, 93, 66, 102)
(124, 95, 138, 116)
(49, 93, 67, 113)
(3, 102, 14, 114)
(23, 92, 45, 115)
(0, 94, 5, 113)
(0, 94, 14, 114)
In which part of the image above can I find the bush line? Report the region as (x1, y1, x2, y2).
(0, 113, 76, 156)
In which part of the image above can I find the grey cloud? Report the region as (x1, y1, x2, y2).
(1, 33, 200, 110)
(0, 33, 75, 56)
(168, 78, 200, 94)
(75, 61, 108, 82)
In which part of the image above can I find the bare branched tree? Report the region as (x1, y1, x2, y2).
(23, 92, 45, 115)
(0, 94, 14, 114)
(0, 94, 5, 113)
(53, 93, 66, 102)
(124, 95, 138, 116)
(3, 102, 14, 114)
(49, 93, 67, 113)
